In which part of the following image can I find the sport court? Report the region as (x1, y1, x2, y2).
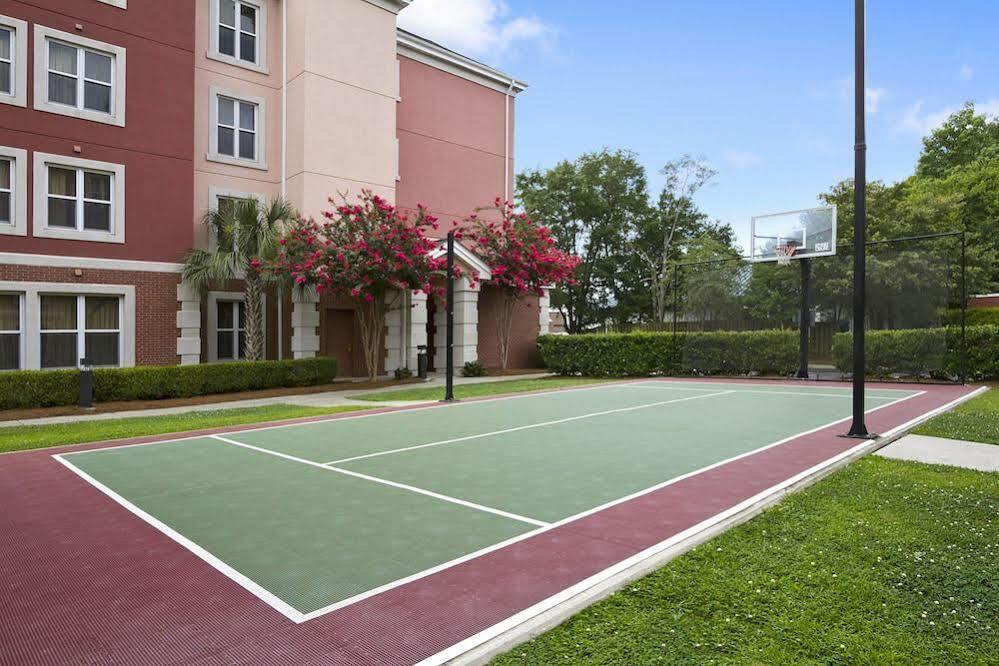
(56, 380, 922, 622)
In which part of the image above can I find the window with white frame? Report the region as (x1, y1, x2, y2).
(39, 294, 121, 369)
(219, 1, 258, 65)
(0, 15, 27, 107)
(210, 0, 266, 73)
(0, 293, 21, 371)
(33, 153, 125, 243)
(0, 157, 11, 226)
(34, 26, 126, 126)
(0, 146, 28, 236)
(47, 164, 113, 233)
(208, 88, 266, 169)
(216, 299, 246, 361)
(218, 96, 256, 161)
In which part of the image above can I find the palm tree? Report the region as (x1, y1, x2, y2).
(182, 197, 295, 362)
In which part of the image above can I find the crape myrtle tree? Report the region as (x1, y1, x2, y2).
(268, 191, 456, 381)
(467, 199, 580, 369)
(183, 197, 295, 361)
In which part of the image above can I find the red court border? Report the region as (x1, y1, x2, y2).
(0, 380, 982, 665)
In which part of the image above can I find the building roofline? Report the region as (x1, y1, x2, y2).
(364, 0, 411, 15)
(397, 29, 528, 95)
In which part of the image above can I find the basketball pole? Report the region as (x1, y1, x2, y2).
(443, 231, 456, 402)
(846, 0, 871, 438)
(796, 258, 811, 379)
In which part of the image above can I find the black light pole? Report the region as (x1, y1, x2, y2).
(847, 0, 870, 437)
(443, 231, 456, 402)
(796, 258, 811, 379)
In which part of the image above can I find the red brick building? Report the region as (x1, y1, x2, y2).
(0, 1, 544, 376)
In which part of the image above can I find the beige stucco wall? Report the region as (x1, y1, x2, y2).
(285, 0, 400, 214)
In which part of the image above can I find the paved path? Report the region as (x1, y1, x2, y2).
(0, 372, 552, 429)
(876, 434, 999, 472)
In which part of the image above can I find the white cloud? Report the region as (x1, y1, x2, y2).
(723, 151, 762, 169)
(897, 99, 999, 135)
(399, 0, 553, 60)
(866, 87, 887, 114)
(959, 64, 974, 81)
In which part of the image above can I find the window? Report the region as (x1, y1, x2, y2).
(219, 1, 258, 64)
(208, 88, 267, 169)
(216, 300, 246, 361)
(34, 26, 126, 126)
(209, 0, 267, 73)
(0, 15, 27, 107)
(33, 153, 125, 243)
(40, 294, 120, 369)
(0, 293, 21, 371)
(0, 146, 26, 236)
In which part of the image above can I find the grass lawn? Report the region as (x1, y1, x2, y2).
(493, 457, 999, 665)
(914, 387, 998, 445)
(352, 377, 618, 402)
(0, 404, 369, 454)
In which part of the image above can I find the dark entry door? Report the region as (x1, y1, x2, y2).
(322, 309, 355, 378)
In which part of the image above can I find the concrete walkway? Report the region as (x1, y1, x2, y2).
(876, 434, 999, 472)
(0, 372, 552, 429)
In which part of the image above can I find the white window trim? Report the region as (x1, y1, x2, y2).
(207, 86, 267, 170)
(39, 294, 122, 369)
(207, 185, 266, 254)
(0, 15, 28, 108)
(0, 292, 25, 371)
(207, 291, 266, 362)
(96, 0, 128, 8)
(0, 146, 27, 237)
(33, 25, 126, 127)
(0, 281, 135, 370)
(33, 152, 126, 244)
(208, 0, 269, 75)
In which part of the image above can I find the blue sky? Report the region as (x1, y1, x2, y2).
(399, 1, 999, 252)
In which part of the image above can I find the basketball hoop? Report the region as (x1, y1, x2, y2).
(775, 244, 797, 266)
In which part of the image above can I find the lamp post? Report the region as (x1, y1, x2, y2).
(847, 0, 871, 438)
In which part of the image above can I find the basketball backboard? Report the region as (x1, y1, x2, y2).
(750, 206, 837, 263)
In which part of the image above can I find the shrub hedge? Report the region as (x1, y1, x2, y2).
(537, 330, 798, 377)
(832, 325, 999, 380)
(942, 307, 999, 327)
(0, 357, 338, 411)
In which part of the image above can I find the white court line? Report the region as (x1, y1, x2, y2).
(323, 390, 736, 466)
(418, 384, 989, 666)
(209, 435, 549, 528)
(621, 382, 908, 400)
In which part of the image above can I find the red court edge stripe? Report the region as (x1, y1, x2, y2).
(0, 380, 979, 665)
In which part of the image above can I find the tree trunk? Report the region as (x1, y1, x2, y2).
(244, 272, 264, 361)
(496, 291, 518, 370)
(356, 295, 387, 382)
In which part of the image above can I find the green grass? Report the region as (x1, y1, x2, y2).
(914, 388, 998, 445)
(0, 404, 369, 454)
(352, 377, 618, 402)
(493, 457, 999, 665)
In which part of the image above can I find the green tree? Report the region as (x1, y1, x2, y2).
(916, 102, 999, 179)
(517, 149, 651, 332)
(183, 198, 295, 362)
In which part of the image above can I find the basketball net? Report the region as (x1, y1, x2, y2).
(775, 244, 797, 266)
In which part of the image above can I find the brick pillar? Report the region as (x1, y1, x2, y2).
(176, 282, 201, 365)
(291, 286, 320, 359)
(384, 290, 405, 374)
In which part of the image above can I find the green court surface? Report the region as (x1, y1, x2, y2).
(58, 381, 917, 619)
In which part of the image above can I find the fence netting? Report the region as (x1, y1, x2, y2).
(667, 233, 966, 383)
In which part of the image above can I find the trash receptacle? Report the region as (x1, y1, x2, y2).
(417, 345, 428, 379)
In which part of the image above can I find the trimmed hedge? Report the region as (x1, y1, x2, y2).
(942, 308, 999, 327)
(0, 357, 338, 411)
(537, 330, 798, 377)
(832, 325, 999, 380)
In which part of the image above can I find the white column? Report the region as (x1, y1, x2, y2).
(453, 277, 480, 365)
(291, 286, 320, 359)
(434, 293, 447, 371)
(384, 290, 405, 374)
(408, 291, 428, 370)
(175, 282, 201, 365)
(538, 288, 551, 335)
